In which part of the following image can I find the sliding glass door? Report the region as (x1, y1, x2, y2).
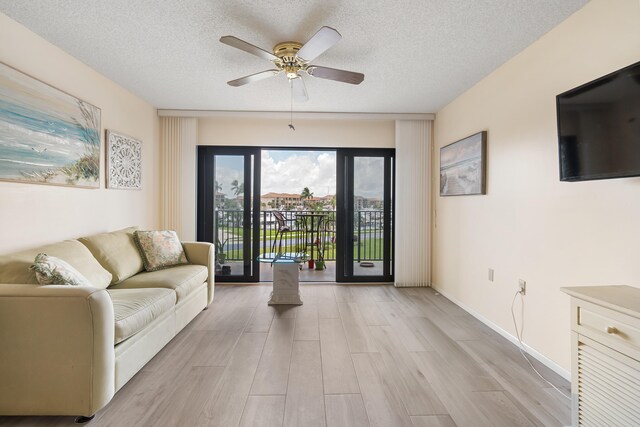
(197, 146, 261, 282)
(336, 149, 394, 282)
(197, 146, 393, 283)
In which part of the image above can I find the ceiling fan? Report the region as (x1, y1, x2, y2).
(220, 26, 364, 102)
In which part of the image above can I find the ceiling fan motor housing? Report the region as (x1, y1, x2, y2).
(273, 42, 305, 79)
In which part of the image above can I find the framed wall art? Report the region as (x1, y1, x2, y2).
(440, 131, 487, 196)
(0, 62, 101, 188)
(106, 130, 142, 190)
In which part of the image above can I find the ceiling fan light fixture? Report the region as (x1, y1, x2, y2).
(275, 44, 305, 80)
(284, 65, 300, 80)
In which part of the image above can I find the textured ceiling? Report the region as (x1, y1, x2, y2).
(0, 0, 588, 113)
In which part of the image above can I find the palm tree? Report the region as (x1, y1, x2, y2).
(300, 187, 313, 209)
(231, 179, 244, 196)
(301, 187, 313, 199)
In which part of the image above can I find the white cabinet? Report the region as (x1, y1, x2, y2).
(562, 285, 640, 427)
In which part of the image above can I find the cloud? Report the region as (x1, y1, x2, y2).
(217, 150, 384, 200)
(354, 157, 384, 198)
(215, 156, 244, 197)
(261, 150, 336, 197)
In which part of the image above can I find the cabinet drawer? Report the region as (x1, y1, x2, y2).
(578, 305, 640, 352)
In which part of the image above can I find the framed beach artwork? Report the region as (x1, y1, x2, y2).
(440, 131, 487, 196)
(0, 62, 101, 188)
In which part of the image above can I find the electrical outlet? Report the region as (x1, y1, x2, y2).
(488, 268, 494, 282)
(519, 279, 526, 295)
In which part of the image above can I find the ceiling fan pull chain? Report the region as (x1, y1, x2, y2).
(289, 79, 295, 131)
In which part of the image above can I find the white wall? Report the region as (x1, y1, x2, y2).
(175, 117, 395, 240)
(0, 13, 160, 253)
(433, 0, 640, 374)
(198, 117, 395, 148)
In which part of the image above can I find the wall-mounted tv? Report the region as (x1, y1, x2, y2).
(557, 60, 640, 182)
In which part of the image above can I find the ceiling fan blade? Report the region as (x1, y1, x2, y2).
(296, 26, 342, 62)
(220, 36, 279, 62)
(227, 69, 280, 87)
(307, 66, 364, 85)
(291, 77, 309, 102)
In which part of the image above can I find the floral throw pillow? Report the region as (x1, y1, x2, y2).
(133, 230, 188, 272)
(29, 253, 92, 286)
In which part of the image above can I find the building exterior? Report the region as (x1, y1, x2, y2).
(260, 192, 302, 210)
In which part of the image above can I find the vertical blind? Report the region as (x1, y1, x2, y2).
(160, 117, 196, 238)
(394, 120, 432, 287)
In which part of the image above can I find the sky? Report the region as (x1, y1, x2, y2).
(215, 150, 383, 199)
(354, 157, 384, 199)
(261, 150, 336, 197)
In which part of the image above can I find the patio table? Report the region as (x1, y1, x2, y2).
(295, 213, 327, 268)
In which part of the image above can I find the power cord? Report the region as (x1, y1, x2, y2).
(510, 290, 571, 400)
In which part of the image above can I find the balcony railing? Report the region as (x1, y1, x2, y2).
(214, 209, 386, 262)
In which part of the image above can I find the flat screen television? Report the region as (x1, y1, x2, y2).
(556, 60, 640, 182)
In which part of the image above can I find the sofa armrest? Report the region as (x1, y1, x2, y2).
(0, 285, 115, 416)
(182, 241, 215, 305)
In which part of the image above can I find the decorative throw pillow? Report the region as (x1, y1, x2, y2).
(29, 253, 92, 286)
(133, 230, 188, 272)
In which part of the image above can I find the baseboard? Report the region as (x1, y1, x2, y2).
(430, 283, 571, 382)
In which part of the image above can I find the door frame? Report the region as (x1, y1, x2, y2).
(335, 148, 395, 283)
(197, 146, 261, 282)
(197, 145, 394, 283)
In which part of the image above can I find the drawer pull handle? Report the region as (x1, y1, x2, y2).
(606, 326, 619, 335)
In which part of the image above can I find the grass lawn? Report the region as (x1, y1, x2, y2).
(220, 237, 387, 261)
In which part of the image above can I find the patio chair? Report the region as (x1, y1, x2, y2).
(272, 211, 301, 255)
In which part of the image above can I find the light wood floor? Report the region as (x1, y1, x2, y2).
(229, 260, 383, 282)
(0, 284, 571, 427)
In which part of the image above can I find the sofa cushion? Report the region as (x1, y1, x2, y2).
(30, 253, 93, 286)
(79, 227, 144, 284)
(109, 264, 207, 303)
(133, 230, 188, 271)
(108, 288, 176, 344)
(0, 240, 112, 289)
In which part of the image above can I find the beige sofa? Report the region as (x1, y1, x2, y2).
(0, 227, 214, 419)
